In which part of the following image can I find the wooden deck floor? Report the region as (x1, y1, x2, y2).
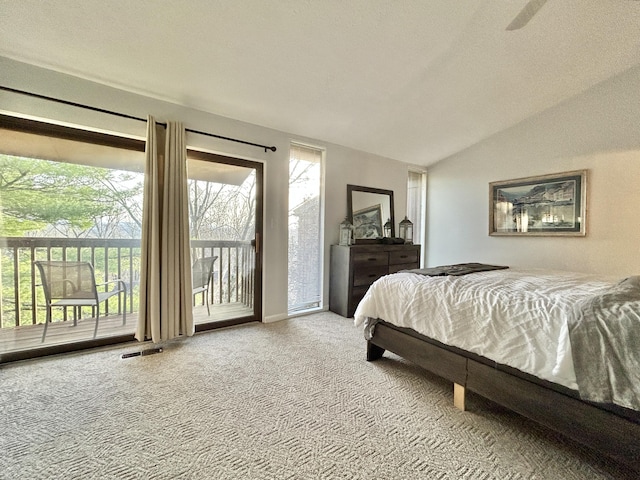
(0, 303, 253, 357)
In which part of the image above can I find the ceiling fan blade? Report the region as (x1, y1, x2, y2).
(506, 0, 549, 30)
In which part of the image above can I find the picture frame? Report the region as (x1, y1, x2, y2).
(353, 204, 384, 240)
(489, 170, 587, 236)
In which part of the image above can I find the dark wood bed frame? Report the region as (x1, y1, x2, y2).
(366, 320, 640, 472)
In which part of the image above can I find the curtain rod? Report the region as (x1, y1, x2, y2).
(0, 85, 277, 152)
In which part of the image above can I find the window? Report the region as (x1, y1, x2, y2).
(407, 169, 427, 264)
(0, 114, 266, 361)
(288, 143, 324, 313)
(0, 115, 145, 359)
(186, 151, 262, 325)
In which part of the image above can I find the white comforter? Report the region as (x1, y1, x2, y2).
(354, 268, 616, 390)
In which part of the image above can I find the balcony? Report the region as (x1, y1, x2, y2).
(0, 237, 255, 359)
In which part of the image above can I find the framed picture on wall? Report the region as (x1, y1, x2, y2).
(489, 170, 587, 236)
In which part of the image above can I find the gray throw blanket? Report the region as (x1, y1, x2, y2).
(403, 262, 509, 276)
(569, 275, 640, 410)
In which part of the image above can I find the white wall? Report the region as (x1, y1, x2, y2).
(0, 57, 411, 321)
(426, 64, 640, 277)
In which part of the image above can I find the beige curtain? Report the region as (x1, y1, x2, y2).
(136, 116, 194, 342)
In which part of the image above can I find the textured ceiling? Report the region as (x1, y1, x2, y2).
(1, 0, 639, 166)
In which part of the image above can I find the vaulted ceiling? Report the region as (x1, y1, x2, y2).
(1, 0, 639, 166)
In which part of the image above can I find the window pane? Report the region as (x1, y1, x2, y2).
(407, 170, 426, 257)
(0, 123, 144, 354)
(288, 144, 323, 313)
(186, 157, 256, 323)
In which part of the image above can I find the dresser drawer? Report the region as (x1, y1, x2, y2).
(351, 285, 371, 309)
(353, 265, 388, 287)
(389, 250, 419, 265)
(353, 251, 388, 267)
(389, 263, 417, 274)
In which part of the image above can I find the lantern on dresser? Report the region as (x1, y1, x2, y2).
(383, 218, 392, 238)
(399, 216, 414, 244)
(339, 217, 354, 246)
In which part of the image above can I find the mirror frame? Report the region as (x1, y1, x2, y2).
(347, 184, 395, 243)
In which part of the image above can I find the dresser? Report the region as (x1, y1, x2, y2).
(329, 244, 421, 318)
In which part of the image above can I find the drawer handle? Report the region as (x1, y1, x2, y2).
(399, 255, 408, 259)
(368, 274, 377, 278)
(367, 257, 378, 262)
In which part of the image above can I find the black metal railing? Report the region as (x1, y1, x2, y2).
(0, 237, 255, 329)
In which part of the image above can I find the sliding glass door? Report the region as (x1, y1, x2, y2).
(187, 150, 263, 330)
(0, 115, 145, 361)
(0, 115, 263, 362)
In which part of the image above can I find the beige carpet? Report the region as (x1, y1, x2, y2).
(0, 311, 635, 479)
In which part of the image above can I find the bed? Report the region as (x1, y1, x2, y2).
(354, 265, 640, 471)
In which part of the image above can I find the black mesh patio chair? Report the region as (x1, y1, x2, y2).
(35, 260, 127, 342)
(192, 256, 218, 316)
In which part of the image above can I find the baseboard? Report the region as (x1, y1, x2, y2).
(263, 313, 288, 323)
(264, 306, 329, 323)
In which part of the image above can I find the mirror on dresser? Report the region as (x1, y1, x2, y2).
(347, 184, 395, 242)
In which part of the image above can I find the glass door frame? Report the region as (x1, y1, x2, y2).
(0, 114, 263, 363)
(0, 114, 145, 363)
(187, 149, 263, 332)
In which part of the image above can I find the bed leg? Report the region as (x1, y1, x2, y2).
(367, 341, 385, 361)
(453, 383, 466, 411)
